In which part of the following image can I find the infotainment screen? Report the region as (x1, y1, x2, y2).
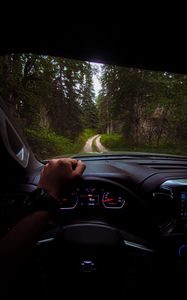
(180, 192, 187, 219)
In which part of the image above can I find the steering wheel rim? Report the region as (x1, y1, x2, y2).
(37, 177, 157, 275)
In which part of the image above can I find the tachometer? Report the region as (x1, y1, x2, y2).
(102, 191, 126, 209)
(59, 191, 78, 209)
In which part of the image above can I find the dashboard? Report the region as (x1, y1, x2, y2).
(2, 155, 187, 239)
(2, 154, 187, 298)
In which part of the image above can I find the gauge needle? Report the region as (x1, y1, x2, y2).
(103, 198, 115, 203)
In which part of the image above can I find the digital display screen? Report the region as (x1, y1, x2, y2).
(80, 194, 99, 206)
(180, 192, 187, 218)
(181, 192, 187, 202)
(80, 188, 99, 207)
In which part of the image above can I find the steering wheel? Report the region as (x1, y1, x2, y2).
(37, 177, 157, 274)
(34, 177, 181, 298)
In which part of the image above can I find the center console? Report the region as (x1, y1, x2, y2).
(159, 179, 187, 269)
(160, 179, 187, 229)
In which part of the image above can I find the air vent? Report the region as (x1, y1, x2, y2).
(152, 191, 173, 201)
(151, 189, 176, 233)
(160, 179, 187, 188)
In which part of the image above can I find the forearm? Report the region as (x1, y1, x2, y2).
(0, 211, 50, 253)
(0, 211, 50, 274)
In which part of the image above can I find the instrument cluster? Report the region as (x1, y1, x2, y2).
(59, 185, 127, 210)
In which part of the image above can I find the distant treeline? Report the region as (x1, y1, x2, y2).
(98, 65, 187, 152)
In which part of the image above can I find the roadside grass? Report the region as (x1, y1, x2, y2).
(101, 134, 187, 156)
(101, 134, 126, 149)
(24, 128, 96, 160)
(124, 145, 187, 156)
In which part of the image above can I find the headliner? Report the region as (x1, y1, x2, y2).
(1, 24, 186, 74)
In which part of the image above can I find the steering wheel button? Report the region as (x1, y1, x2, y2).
(80, 260, 96, 272)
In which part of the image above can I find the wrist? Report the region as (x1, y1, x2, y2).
(23, 188, 61, 216)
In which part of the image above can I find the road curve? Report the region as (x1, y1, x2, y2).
(95, 135, 107, 152)
(82, 135, 99, 153)
(83, 134, 107, 153)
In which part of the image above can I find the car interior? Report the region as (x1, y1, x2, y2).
(1, 26, 187, 299)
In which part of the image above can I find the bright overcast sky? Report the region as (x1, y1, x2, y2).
(93, 74, 101, 96)
(91, 63, 102, 96)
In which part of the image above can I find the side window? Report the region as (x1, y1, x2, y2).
(0, 107, 29, 167)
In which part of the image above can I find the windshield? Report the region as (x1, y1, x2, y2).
(0, 54, 187, 159)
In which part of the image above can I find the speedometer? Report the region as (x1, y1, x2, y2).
(102, 191, 126, 209)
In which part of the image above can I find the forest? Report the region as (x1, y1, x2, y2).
(0, 54, 187, 159)
(98, 65, 187, 155)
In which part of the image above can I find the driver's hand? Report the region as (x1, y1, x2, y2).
(38, 158, 86, 201)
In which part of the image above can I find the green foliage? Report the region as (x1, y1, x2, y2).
(24, 128, 96, 159)
(98, 66, 187, 154)
(79, 129, 96, 141)
(0, 54, 99, 157)
(24, 128, 75, 159)
(101, 134, 126, 150)
(101, 134, 187, 156)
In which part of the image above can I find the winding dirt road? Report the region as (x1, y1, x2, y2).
(95, 135, 107, 152)
(83, 134, 107, 153)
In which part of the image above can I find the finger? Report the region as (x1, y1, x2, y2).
(56, 159, 72, 172)
(73, 160, 86, 177)
(70, 159, 79, 165)
(59, 158, 78, 171)
(70, 159, 79, 170)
